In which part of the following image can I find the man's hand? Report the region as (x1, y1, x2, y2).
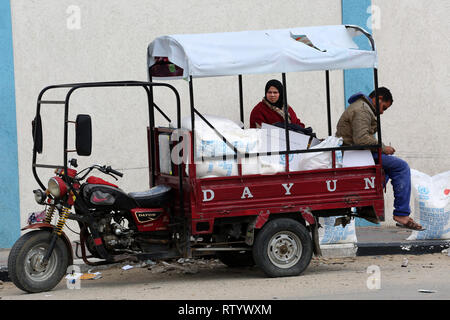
(383, 146, 396, 155)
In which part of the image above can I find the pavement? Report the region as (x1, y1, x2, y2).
(1, 226, 449, 282)
(355, 226, 450, 256)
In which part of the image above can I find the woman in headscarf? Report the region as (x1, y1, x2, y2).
(249, 79, 305, 128)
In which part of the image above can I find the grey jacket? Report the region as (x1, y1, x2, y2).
(335, 96, 386, 152)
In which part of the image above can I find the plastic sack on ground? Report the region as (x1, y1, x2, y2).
(407, 169, 450, 240)
(298, 136, 343, 171)
(318, 216, 357, 244)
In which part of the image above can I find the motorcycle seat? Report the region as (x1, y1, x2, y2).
(128, 185, 172, 208)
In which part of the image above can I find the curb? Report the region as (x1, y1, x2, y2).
(320, 243, 357, 258)
(356, 240, 450, 256)
(316, 240, 450, 258)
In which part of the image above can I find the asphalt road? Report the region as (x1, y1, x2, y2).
(1, 253, 449, 300)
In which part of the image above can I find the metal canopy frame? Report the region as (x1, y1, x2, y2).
(148, 25, 382, 176)
(31, 25, 381, 261)
(32, 80, 181, 198)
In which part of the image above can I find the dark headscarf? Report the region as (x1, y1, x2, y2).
(264, 79, 284, 109)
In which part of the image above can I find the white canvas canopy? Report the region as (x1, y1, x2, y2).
(147, 25, 377, 79)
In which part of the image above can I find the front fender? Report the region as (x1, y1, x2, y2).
(21, 223, 74, 265)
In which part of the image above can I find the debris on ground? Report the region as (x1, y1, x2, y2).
(122, 265, 134, 271)
(401, 258, 409, 267)
(80, 272, 102, 280)
(0, 266, 10, 282)
(418, 289, 436, 293)
(143, 258, 224, 275)
(145, 259, 157, 266)
(311, 257, 356, 266)
(65, 271, 82, 283)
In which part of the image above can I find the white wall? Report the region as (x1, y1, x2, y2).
(372, 0, 450, 225)
(11, 0, 448, 235)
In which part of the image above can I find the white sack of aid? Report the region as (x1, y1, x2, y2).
(408, 169, 450, 240)
(318, 216, 357, 244)
(180, 115, 341, 178)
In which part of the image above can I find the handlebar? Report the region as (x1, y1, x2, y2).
(75, 164, 124, 181)
(105, 166, 123, 177)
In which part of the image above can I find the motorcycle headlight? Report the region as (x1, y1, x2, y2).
(48, 177, 68, 198)
(33, 189, 46, 204)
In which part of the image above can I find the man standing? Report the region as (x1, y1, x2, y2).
(336, 87, 424, 231)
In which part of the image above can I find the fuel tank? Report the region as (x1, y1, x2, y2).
(82, 177, 172, 210)
(82, 183, 137, 210)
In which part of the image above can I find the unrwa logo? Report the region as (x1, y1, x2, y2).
(418, 186, 430, 195)
(279, 154, 295, 164)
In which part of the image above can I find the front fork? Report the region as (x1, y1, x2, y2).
(42, 205, 71, 265)
(41, 203, 123, 266)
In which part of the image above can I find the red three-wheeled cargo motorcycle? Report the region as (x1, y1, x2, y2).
(9, 25, 385, 293)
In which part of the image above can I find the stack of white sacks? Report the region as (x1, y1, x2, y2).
(408, 169, 450, 240)
(180, 114, 343, 178)
(178, 114, 359, 247)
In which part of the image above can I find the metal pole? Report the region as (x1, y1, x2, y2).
(325, 70, 332, 136)
(148, 76, 156, 187)
(189, 76, 195, 166)
(373, 68, 382, 165)
(238, 75, 244, 125)
(325, 71, 336, 168)
(33, 91, 45, 190)
(63, 97, 69, 185)
(185, 76, 195, 258)
(281, 73, 290, 172)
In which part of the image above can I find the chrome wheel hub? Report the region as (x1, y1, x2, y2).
(267, 231, 302, 268)
(25, 245, 58, 282)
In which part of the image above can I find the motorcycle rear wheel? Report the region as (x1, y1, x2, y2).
(8, 230, 70, 293)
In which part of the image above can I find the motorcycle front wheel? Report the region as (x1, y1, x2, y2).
(8, 230, 70, 293)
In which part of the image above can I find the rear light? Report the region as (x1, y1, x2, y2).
(48, 177, 68, 198)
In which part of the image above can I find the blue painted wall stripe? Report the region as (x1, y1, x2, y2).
(0, 0, 21, 247)
(342, 0, 379, 227)
(342, 0, 374, 103)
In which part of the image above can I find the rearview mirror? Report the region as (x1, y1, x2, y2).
(75, 114, 92, 156)
(32, 115, 43, 154)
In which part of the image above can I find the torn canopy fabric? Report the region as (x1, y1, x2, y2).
(147, 25, 377, 79)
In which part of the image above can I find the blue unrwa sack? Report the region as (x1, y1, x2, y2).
(319, 216, 357, 244)
(408, 169, 450, 240)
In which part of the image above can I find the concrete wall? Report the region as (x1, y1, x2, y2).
(8, 0, 345, 244)
(3, 0, 449, 246)
(371, 0, 450, 225)
(0, 0, 20, 248)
